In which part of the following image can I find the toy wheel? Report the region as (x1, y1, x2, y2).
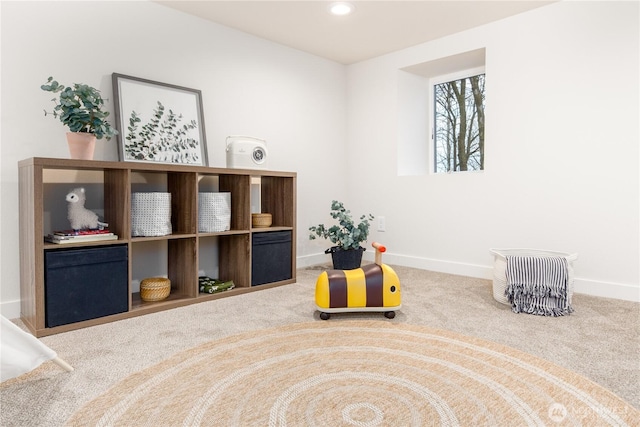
(320, 312, 331, 320)
(384, 311, 396, 319)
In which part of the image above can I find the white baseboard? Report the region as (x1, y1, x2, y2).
(301, 252, 640, 303)
(296, 253, 330, 269)
(372, 252, 493, 281)
(4, 254, 636, 321)
(0, 299, 21, 320)
(572, 278, 640, 302)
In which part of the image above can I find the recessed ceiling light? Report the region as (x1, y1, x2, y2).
(329, 2, 355, 16)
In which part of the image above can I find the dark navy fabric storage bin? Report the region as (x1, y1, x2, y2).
(252, 231, 292, 286)
(45, 245, 128, 327)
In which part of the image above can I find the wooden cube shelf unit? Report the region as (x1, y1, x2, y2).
(18, 158, 296, 337)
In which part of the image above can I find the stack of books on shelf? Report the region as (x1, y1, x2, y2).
(45, 229, 118, 244)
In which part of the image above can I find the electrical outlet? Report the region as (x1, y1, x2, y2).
(377, 216, 386, 232)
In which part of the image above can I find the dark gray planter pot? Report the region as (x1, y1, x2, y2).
(325, 246, 365, 270)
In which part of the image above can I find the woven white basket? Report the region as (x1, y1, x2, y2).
(131, 192, 172, 237)
(198, 192, 231, 232)
(489, 248, 577, 306)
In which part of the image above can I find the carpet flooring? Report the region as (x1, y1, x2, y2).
(66, 321, 638, 426)
(1, 264, 638, 426)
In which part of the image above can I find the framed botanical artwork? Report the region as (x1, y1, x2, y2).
(112, 73, 208, 165)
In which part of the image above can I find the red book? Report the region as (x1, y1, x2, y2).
(53, 229, 111, 236)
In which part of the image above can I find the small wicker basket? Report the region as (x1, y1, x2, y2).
(252, 213, 272, 228)
(140, 277, 171, 302)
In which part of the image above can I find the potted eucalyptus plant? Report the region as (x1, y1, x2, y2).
(41, 76, 118, 160)
(309, 200, 375, 270)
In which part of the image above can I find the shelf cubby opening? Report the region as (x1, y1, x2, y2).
(42, 169, 105, 236)
(259, 176, 295, 228)
(131, 170, 197, 237)
(218, 233, 251, 289)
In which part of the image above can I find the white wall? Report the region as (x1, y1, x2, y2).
(2, 1, 638, 318)
(347, 1, 639, 301)
(0, 1, 348, 316)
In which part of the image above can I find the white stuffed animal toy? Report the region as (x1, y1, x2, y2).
(66, 187, 108, 230)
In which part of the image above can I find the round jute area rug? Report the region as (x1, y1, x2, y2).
(66, 321, 638, 426)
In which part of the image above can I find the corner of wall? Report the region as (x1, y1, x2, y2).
(1, 300, 21, 320)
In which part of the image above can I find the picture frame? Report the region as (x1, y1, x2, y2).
(112, 73, 208, 166)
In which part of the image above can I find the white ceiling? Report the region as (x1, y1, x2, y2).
(156, 1, 556, 64)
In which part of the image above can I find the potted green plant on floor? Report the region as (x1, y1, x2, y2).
(309, 200, 375, 270)
(41, 76, 118, 160)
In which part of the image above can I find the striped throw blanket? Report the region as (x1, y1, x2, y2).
(505, 255, 573, 316)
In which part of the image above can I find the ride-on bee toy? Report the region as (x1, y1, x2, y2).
(315, 242, 402, 320)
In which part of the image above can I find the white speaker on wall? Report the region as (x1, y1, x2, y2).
(225, 136, 268, 169)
